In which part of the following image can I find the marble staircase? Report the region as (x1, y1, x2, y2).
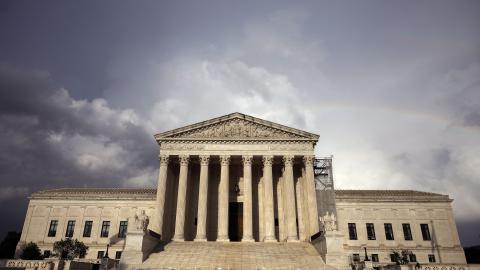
(139, 241, 335, 270)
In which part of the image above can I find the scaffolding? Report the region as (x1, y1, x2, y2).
(313, 156, 337, 219)
(314, 157, 334, 191)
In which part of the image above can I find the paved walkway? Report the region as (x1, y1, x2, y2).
(140, 241, 335, 270)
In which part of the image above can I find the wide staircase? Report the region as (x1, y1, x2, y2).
(140, 241, 335, 270)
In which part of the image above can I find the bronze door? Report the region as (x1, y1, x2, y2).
(228, 202, 243, 241)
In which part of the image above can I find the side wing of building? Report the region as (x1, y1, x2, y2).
(16, 188, 157, 260)
(16, 188, 466, 264)
(335, 190, 466, 264)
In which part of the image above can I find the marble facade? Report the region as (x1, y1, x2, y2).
(153, 113, 320, 242)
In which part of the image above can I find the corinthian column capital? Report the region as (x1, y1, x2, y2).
(199, 155, 210, 166)
(242, 155, 253, 166)
(262, 155, 274, 167)
(159, 155, 170, 166)
(179, 155, 190, 166)
(220, 155, 230, 166)
(302, 155, 315, 166)
(283, 155, 294, 166)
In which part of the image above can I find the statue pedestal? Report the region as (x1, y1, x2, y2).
(324, 230, 349, 270)
(364, 260, 374, 270)
(119, 231, 158, 270)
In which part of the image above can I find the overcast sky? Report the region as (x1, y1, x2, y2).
(0, 0, 479, 246)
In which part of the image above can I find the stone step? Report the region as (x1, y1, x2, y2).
(140, 242, 336, 270)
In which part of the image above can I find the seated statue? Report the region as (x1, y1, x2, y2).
(132, 210, 149, 232)
(319, 211, 337, 231)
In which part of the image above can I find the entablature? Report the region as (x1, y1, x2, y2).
(158, 142, 315, 156)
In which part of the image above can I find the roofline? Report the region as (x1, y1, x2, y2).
(335, 189, 449, 196)
(29, 188, 157, 201)
(153, 112, 320, 143)
(334, 189, 452, 203)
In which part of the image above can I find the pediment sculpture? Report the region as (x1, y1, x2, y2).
(168, 119, 304, 139)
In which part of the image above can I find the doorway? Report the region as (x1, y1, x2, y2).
(228, 202, 243, 241)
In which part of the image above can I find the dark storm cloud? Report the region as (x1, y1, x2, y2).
(0, 65, 158, 233)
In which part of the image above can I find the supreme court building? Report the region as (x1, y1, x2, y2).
(153, 112, 320, 243)
(15, 113, 468, 269)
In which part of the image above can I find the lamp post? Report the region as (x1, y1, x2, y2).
(103, 244, 110, 259)
(363, 247, 370, 261)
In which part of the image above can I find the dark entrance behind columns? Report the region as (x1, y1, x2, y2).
(228, 202, 243, 241)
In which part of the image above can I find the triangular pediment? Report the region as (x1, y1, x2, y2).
(154, 112, 319, 142)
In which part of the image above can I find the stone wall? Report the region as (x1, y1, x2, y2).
(16, 192, 156, 260)
(335, 190, 466, 264)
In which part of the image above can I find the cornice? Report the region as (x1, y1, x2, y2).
(30, 188, 157, 201)
(334, 190, 452, 203)
(158, 138, 316, 143)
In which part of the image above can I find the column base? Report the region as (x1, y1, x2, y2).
(172, 236, 185, 242)
(217, 236, 230, 242)
(241, 237, 255, 242)
(194, 238, 207, 242)
(264, 236, 277, 242)
(286, 236, 300, 242)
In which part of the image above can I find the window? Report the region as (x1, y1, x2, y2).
(384, 223, 394, 240)
(118, 221, 128, 238)
(371, 254, 379, 262)
(352, 254, 360, 262)
(366, 223, 376, 240)
(428, 254, 436, 262)
(115, 251, 122, 260)
(421, 224, 431, 241)
(409, 254, 417, 262)
(48, 220, 58, 237)
(348, 223, 357, 240)
(65, 220, 75, 238)
(403, 223, 413, 240)
(43, 250, 51, 258)
(101, 221, 110, 238)
(83, 221, 93, 237)
(97, 251, 105, 259)
(390, 253, 396, 262)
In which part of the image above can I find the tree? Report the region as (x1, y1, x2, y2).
(0, 231, 20, 259)
(53, 239, 88, 260)
(391, 249, 412, 265)
(20, 242, 42, 260)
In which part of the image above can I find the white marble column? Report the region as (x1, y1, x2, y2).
(195, 155, 210, 241)
(262, 155, 276, 242)
(242, 155, 254, 242)
(217, 155, 230, 241)
(303, 155, 320, 237)
(295, 175, 306, 240)
(155, 154, 169, 237)
(173, 155, 190, 241)
(283, 155, 299, 241)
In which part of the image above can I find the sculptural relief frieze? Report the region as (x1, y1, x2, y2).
(167, 119, 305, 139)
